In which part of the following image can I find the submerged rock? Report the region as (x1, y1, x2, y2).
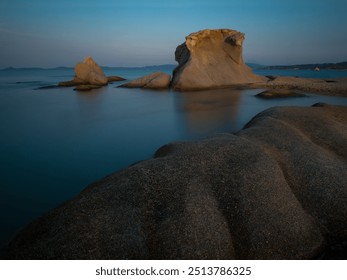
(119, 71, 171, 89)
(2, 104, 347, 260)
(171, 29, 267, 90)
(34, 85, 60, 90)
(58, 80, 83, 87)
(256, 89, 306, 98)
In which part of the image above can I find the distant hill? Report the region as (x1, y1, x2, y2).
(3, 62, 346, 72)
(262, 61, 347, 70)
(1, 65, 177, 71)
(246, 63, 267, 69)
(0, 66, 74, 71)
(102, 64, 177, 71)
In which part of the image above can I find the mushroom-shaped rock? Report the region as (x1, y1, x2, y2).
(119, 72, 171, 89)
(171, 29, 267, 91)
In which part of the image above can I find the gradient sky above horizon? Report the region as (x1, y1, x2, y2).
(1, 0, 347, 68)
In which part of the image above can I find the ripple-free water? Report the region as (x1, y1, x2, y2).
(0, 67, 347, 246)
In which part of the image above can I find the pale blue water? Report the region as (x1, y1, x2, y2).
(1, 66, 347, 246)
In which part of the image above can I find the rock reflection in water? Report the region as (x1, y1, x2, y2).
(175, 88, 242, 137)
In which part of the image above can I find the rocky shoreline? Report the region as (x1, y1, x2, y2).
(252, 76, 347, 96)
(2, 28, 346, 260)
(54, 29, 347, 96)
(2, 103, 346, 259)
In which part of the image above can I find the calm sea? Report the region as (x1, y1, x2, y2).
(1, 66, 347, 246)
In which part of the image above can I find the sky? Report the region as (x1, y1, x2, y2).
(0, 0, 347, 68)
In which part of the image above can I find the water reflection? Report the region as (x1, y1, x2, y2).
(74, 87, 106, 123)
(175, 88, 242, 136)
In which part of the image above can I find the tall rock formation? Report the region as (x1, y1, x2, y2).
(171, 29, 267, 91)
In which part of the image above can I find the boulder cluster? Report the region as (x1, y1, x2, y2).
(59, 29, 268, 92)
(58, 29, 347, 94)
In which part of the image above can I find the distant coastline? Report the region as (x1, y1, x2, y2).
(0, 64, 177, 72)
(261, 61, 347, 70)
(2, 62, 347, 72)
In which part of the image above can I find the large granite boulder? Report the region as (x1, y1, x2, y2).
(74, 56, 108, 86)
(2, 104, 347, 259)
(119, 72, 171, 89)
(171, 29, 267, 91)
(58, 56, 109, 87)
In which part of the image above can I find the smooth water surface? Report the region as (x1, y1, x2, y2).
(0, 67, 347, 246)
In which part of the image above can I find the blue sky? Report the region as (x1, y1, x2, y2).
(0, 0, 346, 67)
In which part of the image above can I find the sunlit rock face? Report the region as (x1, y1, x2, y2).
(74, 56, 108, 86)
(171, 29, 267, 91)
(119, 71, 171, 89)
(58, 56, 109, 87)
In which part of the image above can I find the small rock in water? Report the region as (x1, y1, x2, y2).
(58, 80, 83, 87)
(119, 71, 171, 89)
(16, 81, 41, 84)
(58, 56, 109, 87)
(33, 85, 60, 90)
(256, 89, 306, 99)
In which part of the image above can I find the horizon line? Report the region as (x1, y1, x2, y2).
(1, 60, 347, 71)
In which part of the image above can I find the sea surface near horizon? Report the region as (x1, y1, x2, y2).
(1, 66, 347, 246)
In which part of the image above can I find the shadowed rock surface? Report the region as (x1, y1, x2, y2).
(256, 89, 306, 98)
(73, 85, 102, 91)
(119, 72, 171, 89)
(107, 76, 126, 83)
(2, 104, 347, 260)
(171, 29, 267, 91)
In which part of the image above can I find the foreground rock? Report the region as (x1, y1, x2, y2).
(171, 29, 267, 91)
(119, 72, 171, 89)
(2, 104, 347, 259)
